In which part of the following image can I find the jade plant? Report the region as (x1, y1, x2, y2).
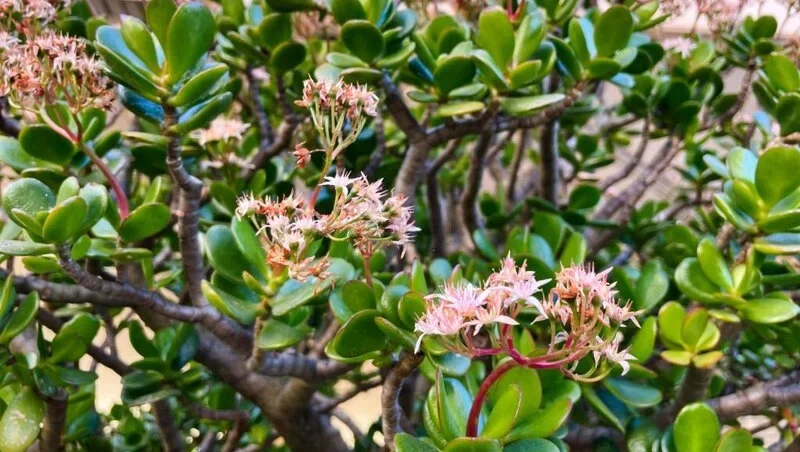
(1, 0, 800, 451)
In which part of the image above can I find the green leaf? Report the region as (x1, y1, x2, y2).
(435, 55, 477, 96)
(763, 54, 800, 92)
(394, 433, 439, 452)
(331, 0, 367, 24)
(49, 313, 100, 363)
(146, 0, 176, 46)
(128, 321, 158, 358)
(754, 233, 800, 254)
(206, 225, 261, 283)
(661, 350, 693, 366)
(500, 94, 565, 116)
(436, 101, 485, 118)
(581, 384, 624, 432)
(471, 49, 510, 91)
(567, 18, 594, 64)
(675, 258, 719, 304)
(634, 260, 668, 312)
(513, 11, 546, 65)
(436, 378, 473, 440)
(758, 209, 800, 233)
(342, 280, 376, 313)
(269, 41, 308, 74)
(341, 20, 384, 63)
(673, 403, 720, 452)
(165, 2, 216, 83)
(0, 292, 38, 344)
(443, 438, 502, 452)
(374, 317, 416, 351)
(629, 317, 657, 361)
(95, 26, 164, 100)
(603, 378, 662, 408)
(202, 280, 259, 324)
(506, 397, 573, 441)
(551, 37, 583, 81)
(119, 203, 171, 242)
(231, 217, 269, 280)
(168, 64, 230, 107)
(488, 365, 541, 419)
(594, 6, 633, 57)
(714, 428, 753, 452)
(79, 183, 110, 232)
(174, 92, 234, 134)
(0, 241, 55, 256)
(256, 319, 309, 350)
(697, 238, 733, 291)
(756, 146, 800, 208)
(0, 388, 44, 452)
(476, 7, 514, 69)
(325, 309, 387, 362)
(481, 384, 522, 439)
(777, 93, 800, 136)
(120, 15, 160, 72)
(681, 308, 710, 350)
(587, 58, 622, 80)
(658, 301, 686, 349)
(727, 147, 757, 182)
(741, 297, 800, 324)
(43, 197, 88, 243)
(258, 13, 293, 50)
(0, 136, 56, 172)
(509, 60, 544, 89)
(19, 125, 77, 165)
(504, 439, 559, 452)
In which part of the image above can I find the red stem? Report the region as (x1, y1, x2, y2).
(82, 144, 130, 218)
(465, 359, 518, 437)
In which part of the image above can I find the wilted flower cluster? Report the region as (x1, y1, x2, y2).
(416, 260, 642, 380)
(293, 78, 379, 168)
(236, 172, 418, 281)
(0, 30, 114, 113)
(697, 0, 744, 32)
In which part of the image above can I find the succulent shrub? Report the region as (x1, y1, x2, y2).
(0, 0, 800, 451)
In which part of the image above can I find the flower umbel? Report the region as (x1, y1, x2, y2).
(416, 261, 642, 381)
(236, 172, 417, 281)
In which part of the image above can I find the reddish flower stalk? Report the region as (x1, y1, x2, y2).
(82, 143, 130, 219)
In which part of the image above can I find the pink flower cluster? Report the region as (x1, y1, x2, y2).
(293, 78, 379, 168)
(0, 30, 114, 113)
(0, 0, 69, 25)
(236, 172, 418, 280)
(415, 256, 548, 353)
(195, 117, 250, 146)
(416, 260, 642, 380)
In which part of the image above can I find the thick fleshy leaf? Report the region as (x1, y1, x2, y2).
(504, 439, 559, 452)
(741, 297, 800, 324)
(119, 203, 171, 242)
(0, 388, 44, 452)
(231, 217, 269, 280)
(675, 258, 719, 304)
(42, 197, 87, 243)
(120, 15, 160, 72)
(697, 238, 734, 291)
(436, 101, 485, 118)
(673, 403, 720, 452)
(269, 41, 308, 74)
(19, 125, 77, 165)
(681, 309, 710, 350)
(394, 433, 439, 452)
(476, 7, 514, 69)
(754, 233, 800, 254)
(755, 146, 800, 207)
(256, 319, 310, 350)
(165, 3, 216, 83)
(0, 241, 55, 256)
(202, 280, 259, 324)
(49, 313, 100, 363)
(727, 147, 758, 182)
(657, 301, 686, 349)
(500, 94, 565, 116)
(174, 92, 234, 133)
(341, 20, 384, 63)
(488, 365, 541, 419)
(581, 384, 624, 431)
(95, 26, 164, 99)
(258, 13, 293, 50)
(325, 309, 387, 362)
(629, 317, 657, 361)
(443, 438, 502, 452)
(604, 378, 662, 408)
(777, 93, 800, 136)
(505, 397, 573, 441)
(481, 384, 522, 439)
(168, 64, 229, 107)
(435, 55, 477, 96)
(634, 260, 668, 312)
(594, 6, 633, 57)
(146, 0, 176, 46)
(513, 11, 546, 65)
(763, 54, 800, 92)
(714, 428, 753, 452)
